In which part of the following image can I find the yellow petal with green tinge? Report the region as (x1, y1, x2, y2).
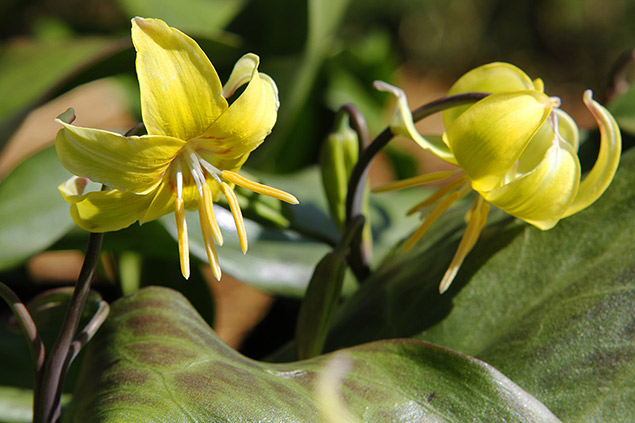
(374, 81, 457, 164)
(563, 90, 622, 217)
(67, 188, 153, 232)
(515, 108, 579, 176)
(132, 17, 228, 140)
(443, 62, 540, 126)
(192, 54, 279, 159)
(55, 113, 185, 194)
(484, 140, 580, 230)
(445, 91, 553, 193)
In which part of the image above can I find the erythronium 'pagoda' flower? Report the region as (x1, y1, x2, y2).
(55, 17, 298, 280)
(374, 62, 621, 293)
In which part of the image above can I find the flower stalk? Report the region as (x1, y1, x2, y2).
(343, 92, 488, 282)
(33, 231, 104, 423)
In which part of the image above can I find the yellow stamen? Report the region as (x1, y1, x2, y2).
(404, 190, 464, 252)
(201, 182, 223, 245)
(175, 197, 190, 279)
(221, 170, 299, 204)
(406, 175, 469, 215)
(197, 200, 222, 281)
(438, 196, 490, 293)
(220, 182, 248, 253)
(372, 170, 458, 193)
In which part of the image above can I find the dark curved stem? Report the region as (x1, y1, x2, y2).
(0, 282, 45, 374)
(337, 105, 372, 280)
(340, 104, 370, 151)
(344, 92, 489, 282)
(33, 231, 104, 423)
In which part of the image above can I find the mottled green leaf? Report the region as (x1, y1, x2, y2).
(324, 148, 635, 421)
(0, 146, 75, 270)
(66, 286, 559, 422)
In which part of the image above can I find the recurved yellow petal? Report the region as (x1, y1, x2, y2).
(443, 62, 539, 126)
(484, 140, 580, 230)
(563, 90, 622, 217)
(58, 176, 90, 203)
(374, 81, 457, 164)
(444, 91, 553, 193)
(191, 54, 279, 160)
(515, 108, 579, 176)
(55, 111, 185, 194)
(132, 17, 228, 140)
(65, 188, 153, 232)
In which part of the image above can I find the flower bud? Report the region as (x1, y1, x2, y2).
(320, 114, 360, 231)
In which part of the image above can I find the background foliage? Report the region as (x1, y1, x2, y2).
(1, 0, 634, 421)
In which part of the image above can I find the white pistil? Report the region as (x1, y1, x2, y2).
(186, 150, 206, 197)
(198, 156, 223, 185)
(175, 161, 184, 200)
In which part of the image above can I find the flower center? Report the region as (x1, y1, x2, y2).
(170, 144, 298, 282)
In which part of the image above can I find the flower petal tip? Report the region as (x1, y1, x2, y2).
(56, 108, 76, 124)
(286, 195, 300, 205)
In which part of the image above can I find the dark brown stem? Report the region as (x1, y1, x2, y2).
(336, 104, 372, 280)
(0, 282, 45, 375)
(33, 231, 104, 423)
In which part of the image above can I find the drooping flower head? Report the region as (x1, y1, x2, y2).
(375, 63, 621, 293)
(55, 17, 298, 280)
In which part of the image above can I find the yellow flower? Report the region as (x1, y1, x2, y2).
(55, 17, 298, 280)
(374, 63, 621, 293)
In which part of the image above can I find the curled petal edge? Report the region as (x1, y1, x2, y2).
(59, 178, 152, 232)
(563, 90, 622, 217)
(373, 81, 457, 164)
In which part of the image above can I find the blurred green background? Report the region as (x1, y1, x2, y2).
(2, 0, 634, 174)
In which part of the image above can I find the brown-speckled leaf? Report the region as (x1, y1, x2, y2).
(65, 286, 559, 422)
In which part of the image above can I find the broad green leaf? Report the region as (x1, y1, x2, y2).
(115, 0, 247, 38)
(323, 148, 635, 420)
(0, 146, 75, 270)
(66, 286, 560, 422)
(160, 207, 332, 298)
